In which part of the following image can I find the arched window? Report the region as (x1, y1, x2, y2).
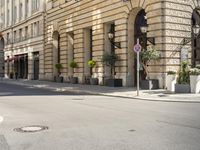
(192, 9, 200, 67)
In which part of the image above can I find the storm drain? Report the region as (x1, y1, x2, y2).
(14, 125, 48, 133)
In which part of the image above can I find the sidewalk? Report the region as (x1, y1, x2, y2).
(1, 79, 200, 103)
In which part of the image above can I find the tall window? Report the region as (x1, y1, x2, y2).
(25, 26, 28, 39)
(25, 0, 29, 17)
(32, 0, 39, 12)
(14, 31, 17, 42)
(7, 9, 9, 26)
(19, 29, 22, 41)
(14, 6, 17, 23)
(7, 33, 10, 44)
(19, 3, 23, 20)
(192, 9, 200, 67)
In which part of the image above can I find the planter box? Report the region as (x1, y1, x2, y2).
(175, 84, 190, 93)
(54, 76, 64, 83)
(166, 75, 177, 92)
(105, 79, 122, 87)
(70, 77, 78, 84)
(90, 78, 98, 85)
(10, 73, 14, 79)
(190, 75, 200, 94)
(140, 79, 159, 90)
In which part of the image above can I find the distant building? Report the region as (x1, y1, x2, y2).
(0, 0, 45, 80)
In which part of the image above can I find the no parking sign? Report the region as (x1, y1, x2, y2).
(134, 43, 142, 53)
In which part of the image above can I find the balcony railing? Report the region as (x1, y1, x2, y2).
(6, 33, 43, 45)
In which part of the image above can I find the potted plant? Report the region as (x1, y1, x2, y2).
(55, 63, 63, 82)
(69, 60, 78, 84)
(175, 61, 190, 93)
(88, 60, 98, 85)
(189, 67, 200, 93)
(102, 52, 122, 87)
(140, 46, 160, 90)
(166, 71, 177, 92)
(9, 72, 14, 79)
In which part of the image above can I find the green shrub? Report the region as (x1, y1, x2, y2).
(189, 68, 200, 75)
(102, 52, 119, 78)
(70, 60, 78, 68)
(102, 52, 118, 67)
(167, 71, 176, 75)
(55, 63, 63, 70)
(88, 60, 96, 68)
(196, 64, 200, 69)
(140, 46, 160, 79)
(177, 61, 190, 84)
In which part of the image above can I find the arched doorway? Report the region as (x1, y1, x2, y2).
(192, 9, 200, 67)
(127, 8, 147, 87)
(52, 31, 61, 76)
(0, 36, 5, 78)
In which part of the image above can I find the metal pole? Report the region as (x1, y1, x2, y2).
(137, 38, 140, 96)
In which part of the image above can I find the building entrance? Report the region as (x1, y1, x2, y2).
(33, 52, 39, 80)
(14, 54, 28, 79)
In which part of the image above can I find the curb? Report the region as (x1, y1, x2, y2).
(1, 80, 200, 103)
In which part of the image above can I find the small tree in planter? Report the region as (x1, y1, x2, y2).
(88, 60, 98, 85)
(189, 67, 200, 93)
(140, 46, 160, 90)
(55, 63, 64, 82)
(166, 71, 177, 92)
(175, 61, 190, 93)
(102, 52, 122, 87)
(69, 60, 78, 84)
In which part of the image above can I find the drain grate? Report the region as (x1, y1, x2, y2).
(14, 125, 49, 133)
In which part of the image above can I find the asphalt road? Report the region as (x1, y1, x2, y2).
(0, 82, 200, 150)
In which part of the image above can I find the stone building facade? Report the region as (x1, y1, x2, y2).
(0, 0, 45, 80)
(1, 0, 200, 88)
(44, 0, 200, 87)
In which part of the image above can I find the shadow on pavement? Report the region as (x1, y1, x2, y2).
(0, 82, 91, 97)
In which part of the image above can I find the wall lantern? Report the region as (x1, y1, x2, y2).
(183, 24, 200, 45)
(107, 31, 121, 49)
(140, 25, 155, 45)
(193, 24, 200, 35)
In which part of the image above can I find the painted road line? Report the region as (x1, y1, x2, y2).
(0, 116, 4, 124)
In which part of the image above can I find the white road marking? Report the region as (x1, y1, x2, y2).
(0, 116, 4, 124)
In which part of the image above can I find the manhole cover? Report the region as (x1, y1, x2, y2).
(129, 129, 136, 132)
(14, 125, 48, 133)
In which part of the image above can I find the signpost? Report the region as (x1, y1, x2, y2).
(134, 38, 142, 96)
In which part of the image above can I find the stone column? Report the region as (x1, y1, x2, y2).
(83, 28, 91, 77)
(67, 33, 74, 76)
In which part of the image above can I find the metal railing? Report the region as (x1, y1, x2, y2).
(6, 33, 43, 45)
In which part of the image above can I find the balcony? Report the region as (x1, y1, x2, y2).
(6, 33, 44, 45)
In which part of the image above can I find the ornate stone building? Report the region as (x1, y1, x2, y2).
(1, 0, 200, 88)
(0, 0, 45, 80)
(44, 0, 200, 87)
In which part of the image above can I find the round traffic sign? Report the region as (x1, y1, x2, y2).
(134, 44, 142, 53)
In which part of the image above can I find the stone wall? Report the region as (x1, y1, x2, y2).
(45, 0, 168, 87)
(44, 0, 199, 87)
